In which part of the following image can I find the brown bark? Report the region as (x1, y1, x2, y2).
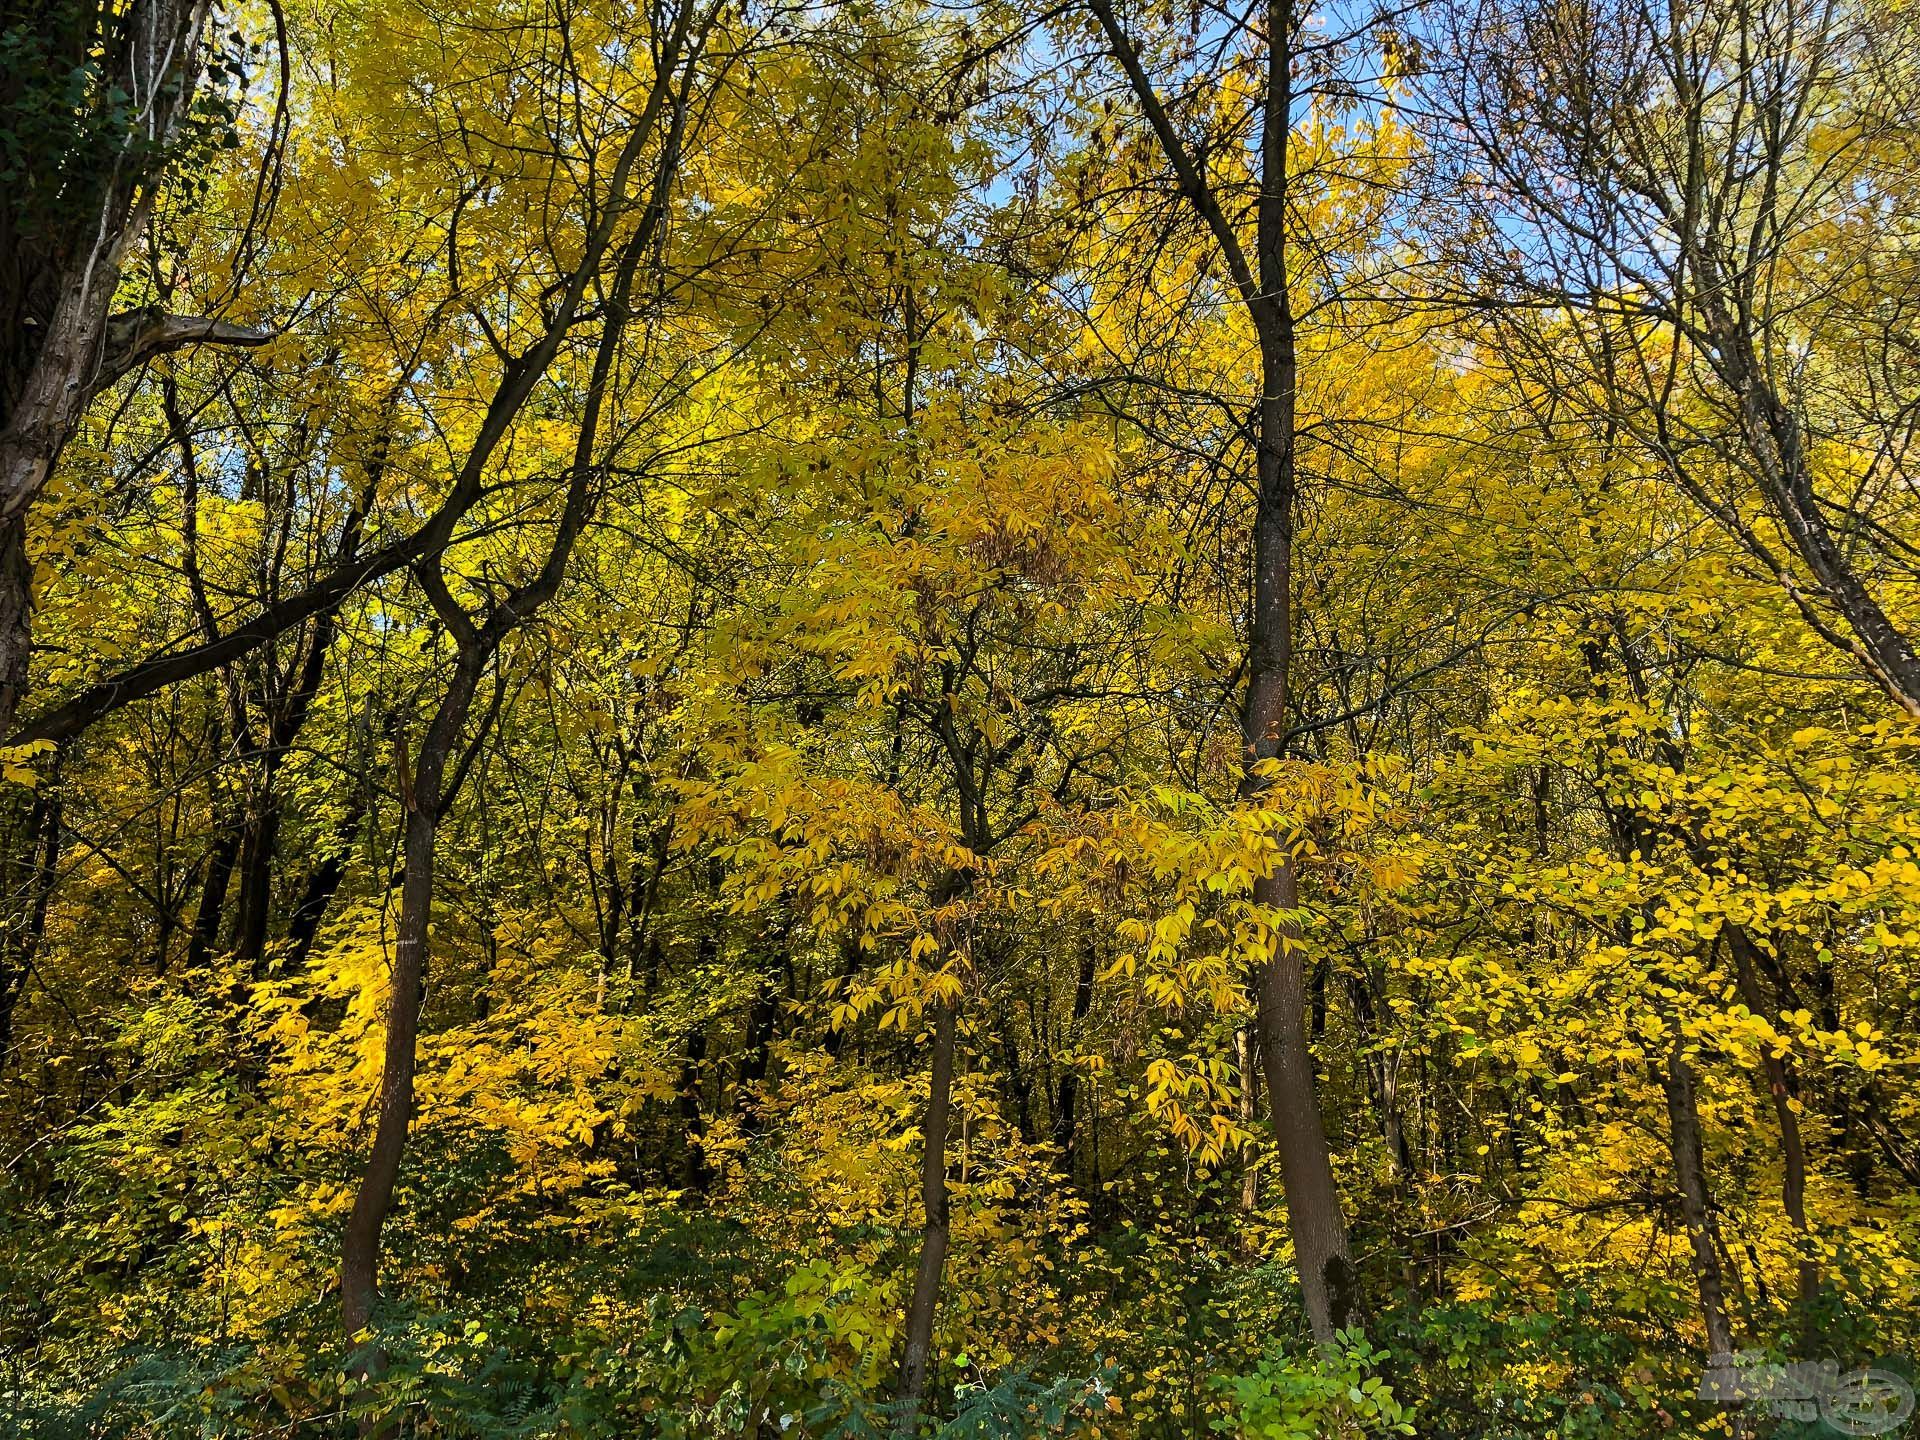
(1727, 926, 1820, 1321)
(335, 109, 679, 1351)
(1085, 0, 1356, 1344)
(895, 996, 956, 1433)
(1348, 969, 1412, 1180)
(677, 1015, 711, 1193)
(232, 790, 282, 970)
(1253, 864, 1358, 1339)
(283, 819, 358, 972)
(1663, 1038, 1735, 1360)
(0, 518, 30, 739)
(185, 825, 239, 971)
(339, 653, 485, 1339)
(1244, 0, 1357, 1338)
(735, 953, 781, 1134)
(1237, 1025, 1261, 1213)
(0, 770, 61, 1064)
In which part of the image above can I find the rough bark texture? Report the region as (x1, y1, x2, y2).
(0, 772, 61, 1063)
(0, 518, 30, 739)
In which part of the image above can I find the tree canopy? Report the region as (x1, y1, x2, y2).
(4, 0, 1920, 1434)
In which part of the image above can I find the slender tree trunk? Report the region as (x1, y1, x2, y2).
(234, 791, 281, 972)
(187, 826, 240, 970)
(234, 637, 336, 977)
(995, 1007, 1036, 1146)
(824, 935, 862, 1060)
(1243, 0, 1356, 1341)
(896, 996, 956, 1433)
(0, 520, 44, 1042)
(1052, 944, 1097, 1172)
(332, 41, 679, 1378)
(283, 795, 368, 973)
(735, 956, 780, 1135)
(678, 1016, 711, 1193)
(1237, 1025, 1261, 1213)
(1663, 1038, 1735, 1360)
(1348, 970, 1411, 1180)
(1239, 169, 1358, 1338)
(339, 794, 435, 1338)
(340, 655, 484, 1346)
(623, 818, 673, 991)
(1252, 863, 1357, 1339)
(1727, 927, 1819, 1321)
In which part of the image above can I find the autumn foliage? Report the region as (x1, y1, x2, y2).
(2, 0, 1920, 1435)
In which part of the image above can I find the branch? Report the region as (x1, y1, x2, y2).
(96, 308, 275, 391)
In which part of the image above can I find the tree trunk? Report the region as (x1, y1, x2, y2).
(234, 792, 281, 973)
(824, 935, 862, 1060)
(186, 826, 240, 970)
(994, 1006, 1036, 1146)
(1236, 1025, 1261, 1213)
(283, 798, 367, 973)
(1242, 0, 1357, 1342)
(735, 958, 780, 1134)
(330, 42, 679, 1372)
(1239, 64, 1358, 1331)
(339, 789, 438, 1339)
(1253, 863, 1357, 1340)
(0, 518, 41, 1042)
(1052, 943, 1097, 1172)
(0, 773, 61, 1064)
(340, 655, 484, 1344)
(1348, 970, 1412, 1179)
(1663, 1038, 1735, 1360)
(896, 996, 956, 1433)
(0, 517, 30, 739)
(0, 0, 257, 554)
(678, 1016, 711, 1193)
(1727, 927, 1819, 1322)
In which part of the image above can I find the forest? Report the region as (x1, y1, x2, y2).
(3, 0, 1920, 1433)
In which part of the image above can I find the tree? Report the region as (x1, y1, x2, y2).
(1060, 0, 1395, 1341)
(0, 0, 274, 733)
(1424, 0, 1920, 715)
(332, 0, 714, 1354)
